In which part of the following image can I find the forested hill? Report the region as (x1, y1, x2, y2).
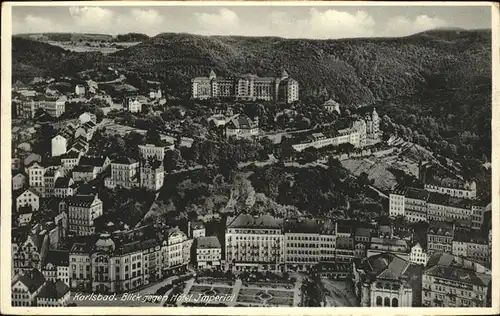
(12, 29, 491, 105)
(107, 29, 491, 104)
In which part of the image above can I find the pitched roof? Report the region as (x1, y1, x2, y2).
(67, 195, 99, 208)
(425, 252, 491, 287)
(60, 151, 80, 159)
(226, 214, 283, 229)
(73, 165, 96, 173)
(113, 157, 137, 165)
(16, 269, 46, 294)
(197, 236, 221, 249)
(43, 250, 69, 267)
(227, 114, 256, 130)
(37, 280, 70, 299)
(284, 218, 321, 234)
(55, 177, 73, 188)
(365, 252, 411, 281)
(79, 156, 108, 167)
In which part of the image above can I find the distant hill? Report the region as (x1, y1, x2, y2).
(105, 30, 491, 104)
(14, 32, 114, 42)
(12, 29, 491, 105)
(113, 33, 150, 42)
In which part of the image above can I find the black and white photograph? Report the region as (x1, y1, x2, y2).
(1, 1, 498, 314)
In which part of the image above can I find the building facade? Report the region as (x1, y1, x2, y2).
(67, 195, 103, 236)
(192, 70, 299, 103)
(422, 252, 491, 307)
(225, 214, 285, 272)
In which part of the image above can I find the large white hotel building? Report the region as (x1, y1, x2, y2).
(192, 70, 299, 103)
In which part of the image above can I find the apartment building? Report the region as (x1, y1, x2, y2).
(422, 252, 491, 307)
(427, 222, 454, 255)
(11, 269, 46, 306)
(67, 195, 103, 236)
(196, 236, 222, 269)
(225, 214, 285, 272)
(104, 157, 140, 189)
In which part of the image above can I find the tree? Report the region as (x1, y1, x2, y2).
(164, 149, 181, 172)
(146, 127, 161, 145)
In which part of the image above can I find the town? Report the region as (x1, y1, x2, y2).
(10, 62, 492, 308)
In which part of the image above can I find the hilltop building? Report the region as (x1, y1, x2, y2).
(192, 70, 299, 103)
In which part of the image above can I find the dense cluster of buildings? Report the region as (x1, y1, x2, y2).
(192, 70, 299, 104)
(389, 181, 486, 231)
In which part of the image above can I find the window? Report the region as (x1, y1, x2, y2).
(392, 298, 398, 307)
(384, 297, 390, 307)
(376, 296, 382, 306)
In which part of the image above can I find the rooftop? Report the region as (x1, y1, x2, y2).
(67, 195, 99, 208)
(37, 280, 70, 300)
(425, 252, 491, 287)
(284, 218, 321, 234)
(14, 269, 46, 294)
(197, 236, 221, 249)
(227, 214, 283, 229)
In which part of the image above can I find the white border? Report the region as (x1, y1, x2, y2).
(1, 1, 498, 315)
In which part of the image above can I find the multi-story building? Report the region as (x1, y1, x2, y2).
(27, 162, 46, 194)
(60, 151, 81, 171)
(45, 96, 66, 118)
(427, 192, 474, 226)
(123, 96, 145, 113)
(353, 252, 423, 307)
(291, 116, 372, 151)
(139, 159, 164, 191)
(196, 236, 222, 269)
(452, 230, 490, 266)
(54, 177, 76, 198)
(72, 165, 99, 182)
(17, 95, 46, 119)
(12, 228, 50, 275)
(70, 225, 192, 293)
(75, 85, 85, 96)
(225, 114, 260, 138)
(189, 221, 206, 238)
(104, 157, 139, 189)
(424, 179, 476, 199)
(283, 218, 321, 272)
(367, 237, 411, 260)
(192, 70, 299, 103)
(36, 280, 71, 307)
(51, 135, 68, 157)
(409, 243, 428, 266)
(67, 195, 103, 236)
(41, 250, 70, 286)
(12, 173, 27, 191)
(427, 222, 454, 255)
(139, 144, 173, 162)
(422, 252, 491, 307)
(11, 269, 46, 306)
(389, 185, 486, 230)
(164, 228, 192, 275)
(43, 167, 64, 197)
(14, 188, 40, 212)
(78, 156, 111, 175)
(225, 214, 285, 272)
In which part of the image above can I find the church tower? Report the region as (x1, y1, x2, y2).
(209, 69, 217, 80)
